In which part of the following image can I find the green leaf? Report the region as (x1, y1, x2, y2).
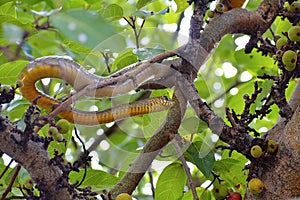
(182, 187, 212, 200)
(102, 4, 123, 19)
(184, 141, 215, 178)
(155, 163, 187, 200)
(174, 0, 189, 13)
(136, 0, 153, 9)
(63, 39, 92, 55)
(234, 49, 275, 75)
(0, 60, 28, 85)
(50, 9, 116, 48)
(213, 158, 248, 186)
(69, 169, 119, 190)
(112, 48, 138, 71)
(135, 47, 165, 60)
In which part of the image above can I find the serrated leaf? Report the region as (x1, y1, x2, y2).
(136, 0, 153, 9)
(112, 48, 138, 70)
(50, 9, 116, 48)
(155, 163, 187, 200)
(102, 4, 123, 19)
(0, 60, 28, 85)
(184, 141, 215, 178)
(69, 169, 119, 190)
(174, 0, 189, 13)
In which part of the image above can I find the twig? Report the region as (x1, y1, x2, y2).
(147, 168, 155, 198)
(0, 159, 13, 179)
(1, 165, 21, 200)
(171, 134, 199, 200)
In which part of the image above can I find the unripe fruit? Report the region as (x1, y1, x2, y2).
(288, 26, 300, 42)
(56, 119, 71, 134)
(276, 37, 287, 49)
(215, 3, 225, 13)
(48, 127, 59, 136)
(206, 10, 215, 18)
(24, 179, 34, 189)
(115, 193, 133, 200)
(53, 132, 63, 141)
(48, 127, 63, 141)
(213, 184, 229, 200)
(248, 178, 264, 194)
(288, 2, 300, 13)
(276, 50, 283, 57)
(267, 140, 278, 154)
(282, 50, 297, 71)
(228, 192, 242, 200)
(250, 145, 263, 158)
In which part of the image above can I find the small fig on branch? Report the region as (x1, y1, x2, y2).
(228, 192, 242, 200)
(267, 140, 278, 154)
(250, 145, 263, 158)
(56, 119, 71, 134)
(24, 179, 34, 189)
(206, 10, 215, 18)
(288, 26, 300, 42)
(288, 2, 300, 13)
(215, 3, 225, 13)
(115, 193, 133, 200)
(213, 184, 229, 200)
(282, 50, 297, 71)
(276, 37, 287, 49)
(248, 178, 264, 194)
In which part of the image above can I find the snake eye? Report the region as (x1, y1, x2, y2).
(162, 96, 169, 101)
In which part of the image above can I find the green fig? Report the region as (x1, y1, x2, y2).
(288, 26, 300, 42)
(56, 119, 71, 134)
(276, 37, 287, 49)
(213, 184, 229, 200)
(288, 2, 300, 13)
(248, 178, 264, 194)
(115, 193, 133, 200)
(282, 50, 297, 71)
(215, 3, 225, 13)
(48, 127, 59, 136)
(24, 179, 34, 189)
(250, 145, 263, 158)
(267, 140, 278, 154)
(206, 10, 215, 18)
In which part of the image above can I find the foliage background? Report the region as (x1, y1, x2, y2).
(0, 0, 296, 199)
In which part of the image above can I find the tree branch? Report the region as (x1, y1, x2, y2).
(0, 117, 74, 200)
(109, 95, 184, 199)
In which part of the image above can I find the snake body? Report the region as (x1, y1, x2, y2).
(19, 56, 174, 125)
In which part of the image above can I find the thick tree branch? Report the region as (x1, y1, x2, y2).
(175, 0, 280, 70)
(0, 117, 73, 200)
(109, 95, 184, 199)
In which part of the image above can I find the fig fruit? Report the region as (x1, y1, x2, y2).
(248, 178, 264, 194)
(213, 183, 229, 200)
(250, 145, 263, 158)
(56, 119, 71, 134)
(115, 193, 133, 200)
(282, 50, 297, 71)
